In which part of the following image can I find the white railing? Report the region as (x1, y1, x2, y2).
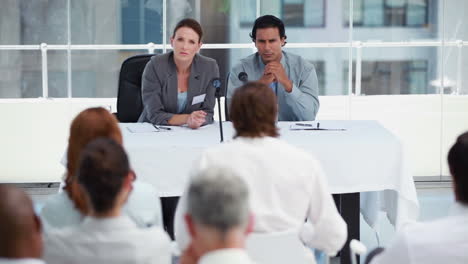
(1, 40, 468, 98)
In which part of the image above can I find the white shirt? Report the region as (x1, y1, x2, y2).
(199, 249, 256, 264)
(175, 136, 347, 255)
(371, 202, 468, 264)
(0, 259, 45, 264)
(40, 180, 162, 229)
(43, 215, 171, 264)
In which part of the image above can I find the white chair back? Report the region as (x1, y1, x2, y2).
(246, 230, 315, 264)
(350, 239, 367, 264)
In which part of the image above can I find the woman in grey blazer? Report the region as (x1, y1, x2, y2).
(138, 18, 219, 129)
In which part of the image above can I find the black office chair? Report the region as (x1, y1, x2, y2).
(115, 54, 155, 122)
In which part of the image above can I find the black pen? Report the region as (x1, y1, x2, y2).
(157, 125, 172, 131)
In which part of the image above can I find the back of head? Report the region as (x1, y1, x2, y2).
(0, 185, 42, 258)
(77, 138, 130, 214)
(250, 15, 287, 42)
(65, 107, 122, 214)
(448, 131, 468, 205)
(187, 167, 250, 234)
(229, 81, 279, 138)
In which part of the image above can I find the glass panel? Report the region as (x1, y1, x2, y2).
(0, 50, 41, 98)
(441, 0, 468, 178)
(284, 47, 349, 96)
(347, 47, 438, 95)
(0, 0, 67, 45)
(71, 50, 154, 97)
(48, 51, 68, 98)
(71, 0, 163, 44)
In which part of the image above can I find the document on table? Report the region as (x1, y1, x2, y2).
(126, 123, 158, 133)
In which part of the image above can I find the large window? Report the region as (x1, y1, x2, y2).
(1, 0, 467, 99)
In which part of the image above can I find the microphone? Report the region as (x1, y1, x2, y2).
(238, 72, 248, 84)
(212, 78, 222, 97)
(211, 78, 224, 142)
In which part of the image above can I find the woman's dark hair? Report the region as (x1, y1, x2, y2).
(250, 15, 287, 44)
(172, 18, 203, 43)
(77, 138, 130, 214)
(229, 82, 279, 138)
(448, 131, 468, 205)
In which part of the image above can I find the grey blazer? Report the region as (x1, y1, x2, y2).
(138, 52, 220, 125)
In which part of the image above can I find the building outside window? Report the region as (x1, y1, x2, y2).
(345, 60, 429, 95)
(344, 0, 429, 27)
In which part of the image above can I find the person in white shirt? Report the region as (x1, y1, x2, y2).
(0, 185, 45, 264)
(179, 167, 256, 264)
(40, 107, 162, 229)
(368, 131, 468, 264)
(175, 82, 347, 256)
(43, 138, 171, 264)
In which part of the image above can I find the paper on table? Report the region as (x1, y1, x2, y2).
(126, 123, 158, 133)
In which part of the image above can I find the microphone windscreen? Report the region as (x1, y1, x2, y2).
(212, 78, 221, 89)
(238, 72, 248, 83)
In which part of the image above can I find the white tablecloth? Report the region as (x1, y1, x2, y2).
(120, 121, 419, 228)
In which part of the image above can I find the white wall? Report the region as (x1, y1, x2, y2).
(0, 98, 116, 183)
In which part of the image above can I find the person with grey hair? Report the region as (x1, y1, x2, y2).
(179, 167, 256, 264)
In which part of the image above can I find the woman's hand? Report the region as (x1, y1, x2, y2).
(187, 110, 207, 129)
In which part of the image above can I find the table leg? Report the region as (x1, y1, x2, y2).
(161, 196, 180, 240)
(333, 193, 360, 264)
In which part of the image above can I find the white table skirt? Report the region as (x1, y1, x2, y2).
(121, 120, 419, 228)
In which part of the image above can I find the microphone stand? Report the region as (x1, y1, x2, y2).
(214, 77, 225, 143)
(217, 95, 224, 142)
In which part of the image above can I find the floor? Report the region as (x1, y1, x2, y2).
(20, 181, 454, 264)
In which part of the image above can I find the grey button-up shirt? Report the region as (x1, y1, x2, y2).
(227, 51, 319, 121)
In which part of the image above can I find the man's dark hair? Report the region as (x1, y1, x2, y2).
(77, 138, 130, 213)
(229, 81, 279, 138)
(448, 131, 468, 205)
(250, 15, 287, 44)
(172, 18, 203, 43)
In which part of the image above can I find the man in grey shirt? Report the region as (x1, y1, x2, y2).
(227, 15, 319, 121)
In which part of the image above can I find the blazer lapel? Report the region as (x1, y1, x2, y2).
(187, 54, 201, 112)
(166, 53, 178, 113)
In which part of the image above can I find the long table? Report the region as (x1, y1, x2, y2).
(121, 121, 419, 263)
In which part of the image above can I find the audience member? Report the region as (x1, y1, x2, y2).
(179, 167, 255, 264)
(40, 107, 162, 229)
(175, 82, 347, 257)
(43, 138, 171, 264)
(368, 131, 468, 264)
(0, 184, 44, 264)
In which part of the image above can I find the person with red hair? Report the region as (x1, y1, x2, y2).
(40, 107, 162, 229)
